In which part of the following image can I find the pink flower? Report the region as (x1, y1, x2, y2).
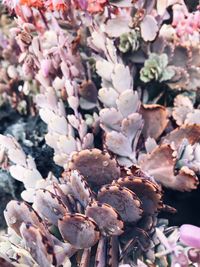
(87, 0, 107, 13)
(180, 224, 200, 248)
(172, 4, 200, 41)
(45, 0, 68, 11)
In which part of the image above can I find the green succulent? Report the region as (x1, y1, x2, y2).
(118, 30, 140, 53)
(140, 53, 175, 83)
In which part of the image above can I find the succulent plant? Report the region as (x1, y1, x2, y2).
(153, 28, 200, 91)
(118, 30, 140, 53)
(0, 11, 37, 114)
(1, 1, 200, 267)
(171, 3, 200, 45)
(1, 148, 168, 266)
(36, 87, 94, 167)
(138, 123, 200, 191)
(140, 104, 169, 140)
(166, 45, 200, 91)
(140, 53, 175, 83)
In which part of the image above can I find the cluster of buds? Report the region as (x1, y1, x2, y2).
(3, 0, 68, 11)
(172, 4, 200, 42)
(3, 0, 108, 13)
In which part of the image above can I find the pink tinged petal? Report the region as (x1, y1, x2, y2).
(180, 224, 200, 248)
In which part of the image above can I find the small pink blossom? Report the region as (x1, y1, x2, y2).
(172, 4, 200, 41)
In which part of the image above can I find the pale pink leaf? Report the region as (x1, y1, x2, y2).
(140, 15, 159, 42)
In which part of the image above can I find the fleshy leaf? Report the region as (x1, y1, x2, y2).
(58, 213, 100, 249)
(140, 15, 159, 42)
(98, 185, 142, 223)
